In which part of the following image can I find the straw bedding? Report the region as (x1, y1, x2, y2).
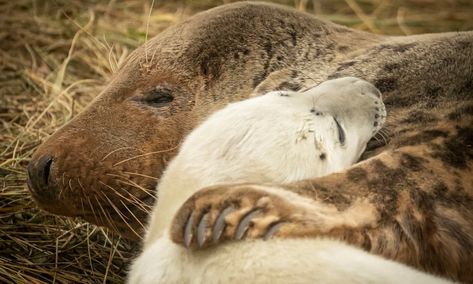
(1, 0, 471, 283)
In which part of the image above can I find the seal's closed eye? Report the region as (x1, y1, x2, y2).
(334, 117, 345, 144)
(141, 87, 174, 107)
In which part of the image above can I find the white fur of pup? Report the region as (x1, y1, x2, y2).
(128, 77, 451, 284)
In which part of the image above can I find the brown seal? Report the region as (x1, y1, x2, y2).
(27, 2, 473, 282)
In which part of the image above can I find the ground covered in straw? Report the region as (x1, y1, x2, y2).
(1, 0, 472, 283)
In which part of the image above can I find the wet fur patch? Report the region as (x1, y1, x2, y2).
(347, 167, 368, 182)
(397, 129, 449, 147)
(423, 86, 443, 108)
(447, 104, 473, 120)
(430, 126, 473, 169)
(383, 63, 401, 72)
(435, 215, 473, 251)
(400, 153, 427, 172)
(374, 77, 398, 93)
(402, 110, 438, 124)
(367, 160, 404, 217)
(384, 96, 414, 109)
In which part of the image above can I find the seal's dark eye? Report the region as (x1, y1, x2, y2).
(334, 117, 345, 145)
(142, 87, 174, 107)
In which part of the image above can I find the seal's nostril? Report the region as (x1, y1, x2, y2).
(27, 154, 53, 193)
(42, 158, 52, 186)
(36, 154, 53, 187)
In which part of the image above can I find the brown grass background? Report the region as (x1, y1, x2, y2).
(1, 0, 472, 283)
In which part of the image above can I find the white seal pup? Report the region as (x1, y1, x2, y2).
(128, 77, 449, 284)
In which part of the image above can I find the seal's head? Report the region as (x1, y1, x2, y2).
(299, 76, 386, 173)
(26, 61, 199, 238)
(25, 18, 219, 239)
(177, 77, 385, 186)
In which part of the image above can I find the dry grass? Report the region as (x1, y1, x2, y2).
(0, 0, 471, 283)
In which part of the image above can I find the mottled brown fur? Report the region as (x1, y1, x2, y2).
(27, 2, 472, 282)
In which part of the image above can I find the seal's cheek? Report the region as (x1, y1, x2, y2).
(27, 101, 186, 239)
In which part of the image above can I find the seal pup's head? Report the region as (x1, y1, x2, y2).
(174, 76, 386, 186)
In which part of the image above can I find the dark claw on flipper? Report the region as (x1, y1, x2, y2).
(184, 214, 194, 248)
(263, 222, 284, 240)
(235, 209, 261, 240)
(197, 213, 209, 247)
(213, 206, 234, 243)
